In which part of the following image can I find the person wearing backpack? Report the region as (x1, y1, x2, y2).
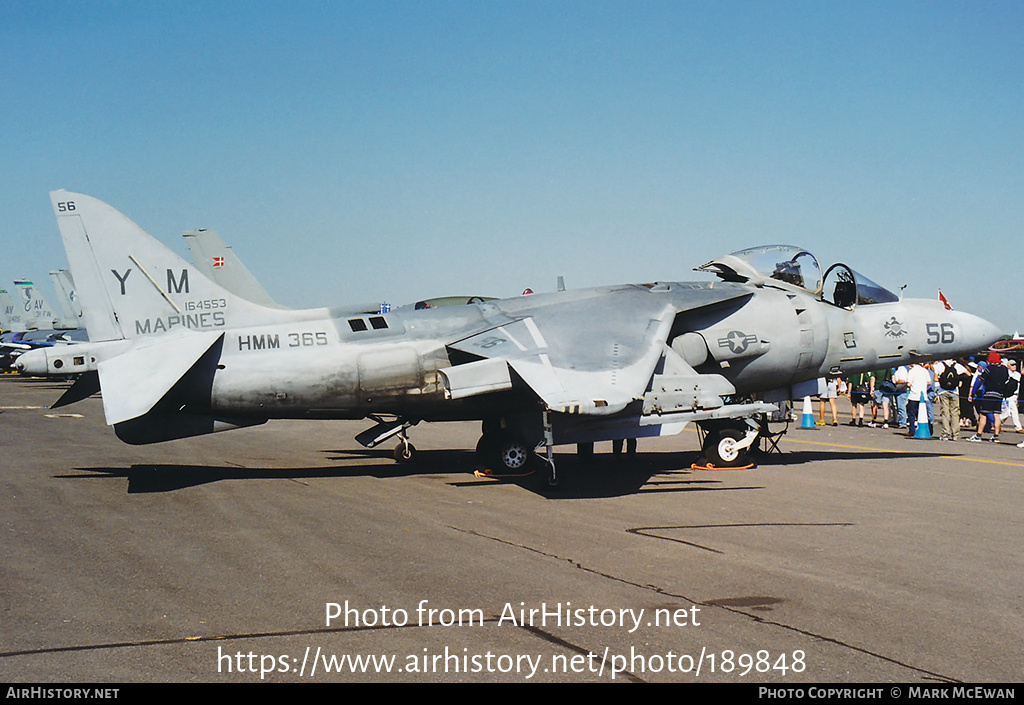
(934, 359, 968, 440)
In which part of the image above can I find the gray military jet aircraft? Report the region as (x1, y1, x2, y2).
(44, 190, 1000, 483)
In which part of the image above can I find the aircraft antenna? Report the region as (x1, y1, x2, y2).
(129, 255, 182, 313)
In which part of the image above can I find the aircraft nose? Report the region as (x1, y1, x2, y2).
(956, 311, 1002, 353)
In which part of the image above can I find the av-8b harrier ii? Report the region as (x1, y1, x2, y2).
(44, 190, 999, 483)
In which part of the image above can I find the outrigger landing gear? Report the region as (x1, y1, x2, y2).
(393, 431, 416, 464)
(355, 415, 419, 464)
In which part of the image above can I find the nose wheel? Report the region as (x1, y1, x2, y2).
(701, 427, 754, 468)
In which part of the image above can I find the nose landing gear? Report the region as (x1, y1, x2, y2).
(698, 420, 760, 468)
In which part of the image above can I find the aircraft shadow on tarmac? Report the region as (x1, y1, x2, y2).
(753, 448, 958, 466)
(60, 446, 958, 497)
(63, 448, 477, 493)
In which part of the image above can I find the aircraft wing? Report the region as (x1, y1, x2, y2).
(443, 284, 750, 415)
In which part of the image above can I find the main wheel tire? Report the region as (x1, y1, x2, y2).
(493, 436, 533, 472)
(704, 429, 748, 467)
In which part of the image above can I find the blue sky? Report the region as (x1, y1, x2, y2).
(2, 1, 1022, 332)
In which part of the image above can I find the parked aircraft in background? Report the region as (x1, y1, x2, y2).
(0, 287, 26, 331)
(13, 279, 68, 330)
(1, 275, 86, 370)
(43, 190, 1001, 482)
(50, 269, 82, 325)
(184, 228, 494, 314)
(183, 228, 283, 308)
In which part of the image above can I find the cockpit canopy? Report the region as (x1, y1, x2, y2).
(697, 244, 899, 308)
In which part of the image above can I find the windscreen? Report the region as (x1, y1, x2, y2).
(726, 245, 822, 293)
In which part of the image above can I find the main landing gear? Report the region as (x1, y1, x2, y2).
(475, 412, 559, 486)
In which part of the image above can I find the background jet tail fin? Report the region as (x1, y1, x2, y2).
(13, 279, 58, 330)
(50, 190, 293, 342)
(49, 269, 82, 327)
(183, 229, 284, 308)
(0, 288, 26, 330)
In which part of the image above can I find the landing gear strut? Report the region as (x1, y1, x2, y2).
(542, 409, 557, 486)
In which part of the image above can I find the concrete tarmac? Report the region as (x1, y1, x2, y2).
(1, 375, 1021, 683)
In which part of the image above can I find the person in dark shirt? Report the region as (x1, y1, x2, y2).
(968, 353, 1008, 442)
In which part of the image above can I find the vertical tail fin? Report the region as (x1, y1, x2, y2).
(50, 190, 296, 343)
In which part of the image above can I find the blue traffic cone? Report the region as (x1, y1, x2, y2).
(914, 392, 931, 439)
(799, 396, 816, 429)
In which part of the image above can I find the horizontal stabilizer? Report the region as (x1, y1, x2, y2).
(52, 370, 100, 408)
(97, 330, 225, 425)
